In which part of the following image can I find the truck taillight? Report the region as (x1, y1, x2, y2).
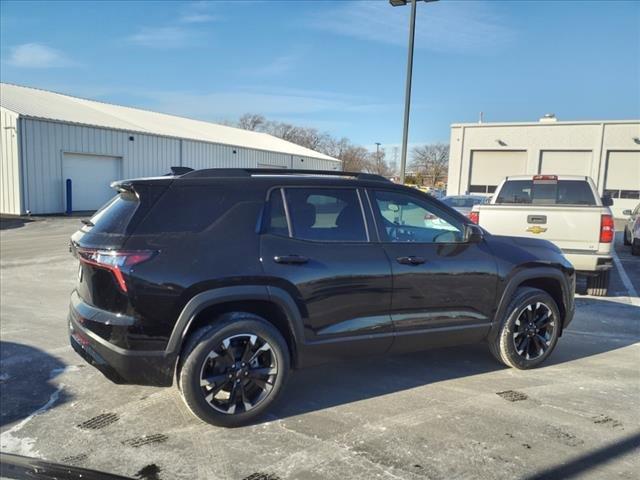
(468, 211, 480, 224)
(77, 249, 156, 292)
(599, 214, 614, 243)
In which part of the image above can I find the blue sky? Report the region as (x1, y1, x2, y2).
(1, 0, 639, 151)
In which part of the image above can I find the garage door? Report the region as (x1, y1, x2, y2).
(540, 151, 591, 176)
(62, 153, 122, 211)
(604, 151, 640, 217)
(469, 150, 527, 194)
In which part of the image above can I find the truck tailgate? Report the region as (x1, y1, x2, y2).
(478, 205, 602, 251)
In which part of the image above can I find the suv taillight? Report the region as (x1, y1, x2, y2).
(599, 214, 614, 243)
(468, 211, 480, 224)
(77, 249, 156, 292)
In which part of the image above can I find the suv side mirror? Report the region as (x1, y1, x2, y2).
(464, 224, 484, 243)
(602, 195, 614, 207)
(622, 209, 632, 216)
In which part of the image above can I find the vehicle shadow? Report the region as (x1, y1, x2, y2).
(0, 216, 34, 231)
(0, 342, 72, 427)
(268, 297, 639, 422)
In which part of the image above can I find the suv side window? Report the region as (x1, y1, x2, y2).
(371, 190, 464, 243)
(265, 189, 289, 237)
(284, 188, 367, 242)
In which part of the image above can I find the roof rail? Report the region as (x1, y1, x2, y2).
(181, 168, 390, 182)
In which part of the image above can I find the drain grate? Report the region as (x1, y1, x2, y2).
(242, 474, 282, 480)
(496, 390, 528, 402)
(60, 453, 88, 465)
(123, 434, 168, 448)
(77, 412, 119, 430)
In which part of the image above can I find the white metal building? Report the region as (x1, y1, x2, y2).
(447, 118, 640, 217)
(0, 83, 341, 215)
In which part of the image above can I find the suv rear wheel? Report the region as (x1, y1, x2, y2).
(586, 270, 610, 296)
(489, 287, 561, 369)
(179, 313, 289, 427)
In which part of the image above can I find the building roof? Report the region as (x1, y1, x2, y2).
(0, 83, 339, 163)
(451, 119, 639, 128)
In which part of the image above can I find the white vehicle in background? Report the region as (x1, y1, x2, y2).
(622, 203, 640, 255)
(470, 175, 614, 296)
(441, 195, 487, 217)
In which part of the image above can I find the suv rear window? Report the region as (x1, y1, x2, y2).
(88, 192, 139, 234)
(495, 180, 597, 205)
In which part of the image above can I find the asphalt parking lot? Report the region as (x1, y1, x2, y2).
(1, 216, 639, 480)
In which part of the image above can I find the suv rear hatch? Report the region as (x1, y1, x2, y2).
(70, 179, 170, 312)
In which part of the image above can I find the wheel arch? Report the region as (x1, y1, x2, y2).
(489, 267, 573, 341)
(166, 286, 304, 372)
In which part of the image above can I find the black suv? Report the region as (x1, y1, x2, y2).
(69, 168, 575, 427)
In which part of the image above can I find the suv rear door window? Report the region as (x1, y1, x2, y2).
(283, 188, 367, 242)
(265, 189, 289, 237)
(496, 179, 597, 205)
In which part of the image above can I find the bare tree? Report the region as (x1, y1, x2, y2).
(410, 143, 449, 186)
(367, 147, 391, 176)
(237, 113, 266, 131)
(233, 113, 390, 174)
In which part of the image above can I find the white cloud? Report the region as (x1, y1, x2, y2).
(179, 1, 220, 23)
(180, 13, 218, 23)
(138, 87, 395, 120)
(126, 26, 198, 48)
(310, 1, 514, 53)
(253, 54, 298, 76)
(6, 43, 74, 68)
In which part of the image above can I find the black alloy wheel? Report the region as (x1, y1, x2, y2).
(199, 334, 278, 415)
(489, 287, 561, 369)
(512, 302, 556, 361)
(179, 313, 289, 427)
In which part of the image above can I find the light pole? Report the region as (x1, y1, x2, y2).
(389, 0, 438, 184)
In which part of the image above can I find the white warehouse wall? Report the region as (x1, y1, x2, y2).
(448, 121, 640, 217)
(0, 107, 22, 215)
(16, 118, 340, 214)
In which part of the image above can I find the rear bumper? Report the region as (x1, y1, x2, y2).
(68, 296, 175, 387)
(563, 251, 612, 273)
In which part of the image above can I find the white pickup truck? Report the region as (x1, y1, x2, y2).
(469, 175, 614, 296)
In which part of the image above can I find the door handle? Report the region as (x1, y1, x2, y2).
(273, 255, 309, 265)
(396, 256, 426, 265)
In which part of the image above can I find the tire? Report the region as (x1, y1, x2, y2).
(632, 239, 640, 256)
(586, 270, 610, 296)
(178, 312, 290, 427)
(489, 287, 561, 369)
(623, 227, 631, 246)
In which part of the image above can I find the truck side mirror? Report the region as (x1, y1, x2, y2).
(602, 195, 614, 207)
(464, 224, 484, 243)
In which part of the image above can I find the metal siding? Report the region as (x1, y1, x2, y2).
(0, 108, 22, 214)
(20, 120, 179, 213)
(19, 119, 341, 214)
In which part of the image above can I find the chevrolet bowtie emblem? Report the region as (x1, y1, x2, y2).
(527, 226, 547, 234)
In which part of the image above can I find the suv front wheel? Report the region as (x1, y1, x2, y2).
(179, 313, 290, 427)
(489, 287, 561, 369)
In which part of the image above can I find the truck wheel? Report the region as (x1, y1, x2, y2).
(179, 313, 290, 427)
(632, 239, 640, 256)
(489, 287, 561, 369)
(586, 270, 610, 296)
(623, 227, 631, 246)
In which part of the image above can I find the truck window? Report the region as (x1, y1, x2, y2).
(496, 180, 596, 205)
